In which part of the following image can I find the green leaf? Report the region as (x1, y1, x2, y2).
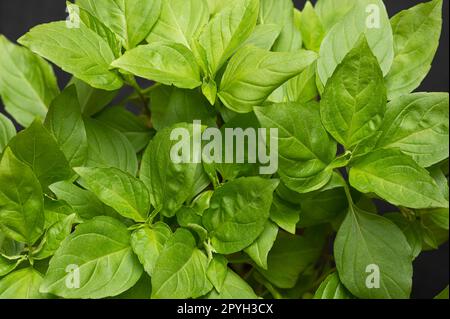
(77, 0, 162, 50)
(44, 85, 88, 167)
(67, 2, 121, 58)
(0, 148, 44, 244)
(211, 112, 261, 181)
(240, 24, 282, 51)
(315, 0, 358, 31)
(146, 0, 209, 49)
(255, 102, 337, 193)
(75, 167, 151, 222)
(112, 273, 152, 299)
(43, 197, 78, 229)
(0, 114, 15, 153)
(130, 223, 172, 276)
(8, 120, 73, 190)
(40, 216, 143, 299)
(96, 106, 154, 152)
(349, 149, 449, 209)
(84, 118, 138, 176)
(435, 286, 449, 299)
(334, 205, 413, 299)
(112, 42, 202, 89)
(0, 268, 46, 299)
(32, 214, 77, 260)
(320, 36, 386, 149)
(150, 85, 216, 131)
(314, 272, 353, 299)
(140, 123, 204, 217)
(203, 177, 279, 254)
(18, 21, 123, 91)
(69, 78, 118, 116)
(317, 0, 394, 86)
(385, 213, 423, 260)
(0, 255, 25, 277)
(298, 1, 325, 52)
(207, 255, 228, 293)
(208, 269, 258, 299)
(0, 35, 59, 128)
(259, 0, 302, 52)
(198, 0, 259, 76)
(269, 193, 300, 234)
(386, 0, 443, 100)
(286, 62, 318, 103)
(151, 228, 212, 299)
(218, 45, 317, 113)
(363, 93, 449, 168)
(244, 221, 279, 269)
(258, 229, 325, 289)
(49, 181, 116, 221)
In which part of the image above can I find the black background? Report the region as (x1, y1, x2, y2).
(0, 0, 448, 299)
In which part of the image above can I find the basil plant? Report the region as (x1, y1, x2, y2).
(0, 0, 448, 300)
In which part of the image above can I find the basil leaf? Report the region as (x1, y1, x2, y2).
(67, 3, 121, 58)
(269, 193, 300, 234)
(334, 205, 413, 299)
(146, 0, 209, 49)
(44, 85, 88, 168)
(41, 216, 143, 298)
(75, 167, 151, 222)
(0, 268, 46, 299)
(366, 93, 449, 168)
(130, 223, 172, 276)
(434, 286, 449, 299)
(259, 0, 302, 52)
(76, 0, 162, 50)
(8, 120, 72, 190)
(212, 112, 261, 181)
(315, 0, 357, 31)
(198, 0, 259, 76)
(218, 46, 317, 113)
(151, 228, 212, 299)
(18, 22, 123, 91)
(84, 118, 138, 176)
(69, 78, 118, 117)
(207, 255, 228, 293)
(208, 269, 258, 299)
(349, 149, 449, 209)
(258, 229, 325, 289)
(50, 181, 116, 221)
(96, 106, 154, 153)
(255, 102, 337, 193)
(0, 114, 16, 153)
(298, 1, 325, 52)
(0, 255, 25, 277)
(317, 0, 394, 86)
(203, 177, 279, 254)
(314, 272, 353, 299)
(0, 35, 59, 127)
(32, 214, 77, 261)
(241, 24, 282, 51)
(150, 85, 216, 131)
(386, 0, 443, 100)
(111, 42, 202, 89)
(43, 198, 78, 229)
(385, 213, 423, 260)
(286, 62, 318, 103)
(244, 221, 279, 269)
(140, 123, 203, 217)
(321, 36, 386, 149)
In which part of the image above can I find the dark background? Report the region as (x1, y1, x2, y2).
(0, 0, 448, 299)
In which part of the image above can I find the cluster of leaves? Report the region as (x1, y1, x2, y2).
(0, 0, 448, 299)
